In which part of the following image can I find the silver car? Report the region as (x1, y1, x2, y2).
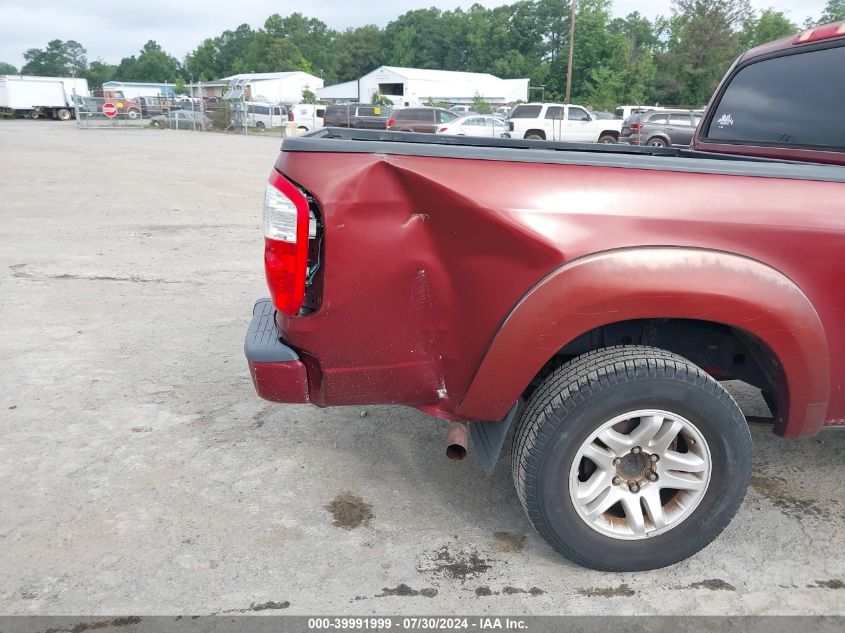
(435, 114, 508, 137)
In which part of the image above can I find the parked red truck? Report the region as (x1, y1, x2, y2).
(245, 24, 845, 571)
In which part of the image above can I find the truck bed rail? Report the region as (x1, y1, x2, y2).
(282, 128, 845, 183)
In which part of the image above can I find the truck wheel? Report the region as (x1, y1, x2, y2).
(597, 133, 617, 144)
(525, 132, 544, 140)
(29, 110, 39, 120)
(511, 345, 751, 571)
(56, 108, 72, 121)
(126, 109, 140, 120)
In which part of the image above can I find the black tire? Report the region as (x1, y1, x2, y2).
(29, 110, 39, 120)
(597, 133, 617, 144)
(256, 121, 266, 129)
(126, 108, 140, 120)
(647, 137, 667, 147)
(150, 120, 161, 128)
(56, 108, 72, 121)
(525, 132, 544, 140)
(512, 345, 751, 571)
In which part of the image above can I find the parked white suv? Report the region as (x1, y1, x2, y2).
(507, 103, 622, 143)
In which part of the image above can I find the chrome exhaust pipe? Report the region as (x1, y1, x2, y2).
(446, 421, 468, 460)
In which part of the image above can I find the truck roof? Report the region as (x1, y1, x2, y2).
(738, 20, 844, 63)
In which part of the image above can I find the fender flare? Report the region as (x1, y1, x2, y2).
(457, 247, 829, 438)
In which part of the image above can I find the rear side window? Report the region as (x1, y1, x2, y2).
(393, 109, 416, 120)
(649, 114, 669, 124)
(510, 105, 542, 118)
(705, 45, 845, 149)
(438, 110, 458, 123)
(669, 114, 692, 126)
(545, 106, 563, 119)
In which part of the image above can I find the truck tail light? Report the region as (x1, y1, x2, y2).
(794, 21, 845, 43)
(288, 110, 295, 121)
(263, 170, 310, 315)
(387, 117, 395, 128)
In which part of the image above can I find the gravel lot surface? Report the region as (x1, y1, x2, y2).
(1, 120, 843, 616)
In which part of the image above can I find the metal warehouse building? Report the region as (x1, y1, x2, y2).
(317, 66, 529, 106)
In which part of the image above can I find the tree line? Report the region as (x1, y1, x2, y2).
(4, 0, 844, 109)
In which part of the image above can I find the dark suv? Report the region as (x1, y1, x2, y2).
(620, 110, 703, 147)
(387, 107, 459, 133)
(323, 103, 392, 129)
(137, 96, 180, 117)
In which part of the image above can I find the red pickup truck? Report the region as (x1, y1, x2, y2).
(245, 25, 845, 571)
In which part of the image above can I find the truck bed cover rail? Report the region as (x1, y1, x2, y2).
(281, 128, 845, 183)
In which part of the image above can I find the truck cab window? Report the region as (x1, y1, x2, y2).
(568, 107, 590, 122)
(705, 45, 845, 149)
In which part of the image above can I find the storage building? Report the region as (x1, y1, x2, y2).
(316, 66, 529, 106)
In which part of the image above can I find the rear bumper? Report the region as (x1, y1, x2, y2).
(245, 298, 309, 403)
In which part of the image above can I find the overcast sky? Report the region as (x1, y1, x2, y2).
(0, 0, 826, 68)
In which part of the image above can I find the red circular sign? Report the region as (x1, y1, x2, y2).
(102, 102, 118, 118)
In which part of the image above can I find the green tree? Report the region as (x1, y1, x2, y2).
(132, 41, 182, 82)
(471, 93, 493, 113)
(0, 62, 18, 74)
(301, 88, 317, 104)
(602, 12, 658, 105)
(186, 24, 255, 80)
(81, 60, 116, 87)
(384, 9, 442, 68)
(334, 26, 384, 82)
(816, 0, 845, 23)
(21, 39, 87, 76)
(656, 0, 751, 106)
(371, 91, 393, 106)
(742, 9, 797, 48)
(264, 13, 338, 82)
(245, 32, 310, 73)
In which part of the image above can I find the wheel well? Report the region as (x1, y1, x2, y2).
(599, 130, 619, 140)
(526, 318, 784, 419)
(524, 129, 546, 139)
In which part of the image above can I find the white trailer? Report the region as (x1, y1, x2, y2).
(0, 75, 89, 120)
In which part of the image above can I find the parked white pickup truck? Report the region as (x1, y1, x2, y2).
(507, 103, 622, 143)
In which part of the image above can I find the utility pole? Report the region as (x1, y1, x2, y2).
(565, 0, 577, 104)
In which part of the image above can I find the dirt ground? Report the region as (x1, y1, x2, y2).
(0, 120, 843, 616)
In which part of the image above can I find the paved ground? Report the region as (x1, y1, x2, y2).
(0, 120, 843, 616)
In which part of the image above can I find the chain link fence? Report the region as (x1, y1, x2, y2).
(73, 90, 315, 138)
